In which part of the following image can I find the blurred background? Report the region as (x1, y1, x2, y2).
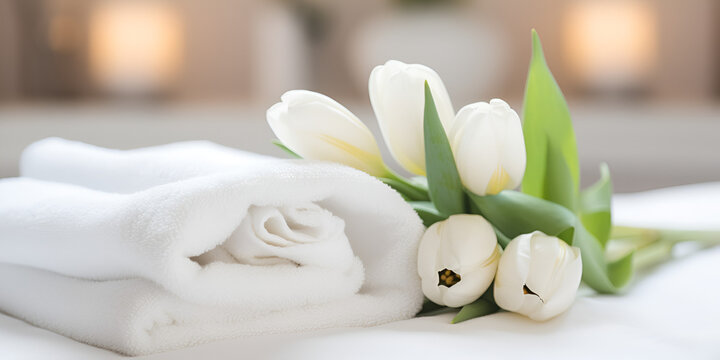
(0, 0, 718, 191)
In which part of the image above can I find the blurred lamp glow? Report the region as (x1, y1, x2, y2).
(564, 0, 657, 91)
(89, 1, 183, 95)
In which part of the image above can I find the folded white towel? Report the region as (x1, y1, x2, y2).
(20, 139, 275, 193)
(0, 138, 425, 355)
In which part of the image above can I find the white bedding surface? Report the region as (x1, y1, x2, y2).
(2, 184, 719, 359)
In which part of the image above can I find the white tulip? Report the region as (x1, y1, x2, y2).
(449, 99, 526, 196)
(267, 90, 390, 177)
(369, 60, 455, 176)
(494, 231, 582, 321)
(417, 214, 501, 307)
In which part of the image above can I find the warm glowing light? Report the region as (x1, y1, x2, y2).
(564, 0, 657, 90)
(89, 0, 183, 95)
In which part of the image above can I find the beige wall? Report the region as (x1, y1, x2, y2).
(0, 0, 717, 103)
(177, 0, 256, 100)
(0, 0, 20, 100)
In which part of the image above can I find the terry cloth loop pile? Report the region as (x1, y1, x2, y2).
(0, 138, 424, 356)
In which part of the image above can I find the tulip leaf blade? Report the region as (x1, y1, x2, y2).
(493, 226, 512, 248)
(468, 190, 631, 294)
(272, 139, 302, 159)
(409, 176, 429, 191)
(607, 251, 634, 289)
(409, 201, 447, 227)
(417, 298, 457, 317)
(544, 139, 577, 211)
(580, 163, 613, 248)
(379, 178, 430, 201)
(423, 81, 466, 216)
(468, 190, 576, 243)
(521, 29, 580, 210)
(571, 225, 623, 294)
(452, 295, 499, 324)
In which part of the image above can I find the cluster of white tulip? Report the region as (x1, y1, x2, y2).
(268, 60, 524, 195)
(418, 215, 582, 321)
(267, 60, 582, 321)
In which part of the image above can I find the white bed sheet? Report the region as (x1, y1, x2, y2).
(2, 183, 719, 359)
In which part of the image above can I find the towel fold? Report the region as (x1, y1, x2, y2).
(0, 138, 425, 355)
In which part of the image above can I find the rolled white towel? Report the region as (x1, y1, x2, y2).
(0, 138, 425, 355)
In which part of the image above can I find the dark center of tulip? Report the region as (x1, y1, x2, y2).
(523, 284, 544, 303)
(438, 268, 461, 287)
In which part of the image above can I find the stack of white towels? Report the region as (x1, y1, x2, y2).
(0, 138, 425, 355)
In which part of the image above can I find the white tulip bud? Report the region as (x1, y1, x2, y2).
(494, 231, 582, 321)
(369, 60, 455, 176)
(417, 214, 501, 307)
(267, 90, 389, 177)
(449, 99, 526, 196)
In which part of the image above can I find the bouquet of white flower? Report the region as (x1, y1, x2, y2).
(267, 29, 712, 323)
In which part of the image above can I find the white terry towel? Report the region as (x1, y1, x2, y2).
(0, 138, 425, 355)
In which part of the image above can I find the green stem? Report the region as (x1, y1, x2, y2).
(610, 225, 720, 271)
(380, 168, 430, 201)
(632, 241, 674, 271)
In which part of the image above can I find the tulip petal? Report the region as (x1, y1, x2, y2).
(450, 100, 525, 196)
(494, 233, 533, 312)
(369, 60, 454, 175)
(267, 90, 388, 176)
(485, 165, 511, 195)
(495, 232, 583, 321)
(527, 242, 582, 321)
(417, 215, 499, 307)
(452, 105, 498, 196)
(493, 99, 526, 190)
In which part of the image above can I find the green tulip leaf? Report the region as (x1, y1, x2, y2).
(493, 226, 512, 248)
(469, 190, 631, 294)
(607, 251, 634, 289)
(379, 178, 430, 202)
(272, 139, 302, 158)
(409, 201, 446, 227)
(572, 225, 633, 292)
(423, 81, 466, 215)
(409, 176, 429, 191)
(544, 139, 577, 210)
(580, 163, 613, 247)
(452, 290, 499, 324)
(417, 298, 457, 317)
(469, 190, 576, 243)
(521, 29, 579, 210)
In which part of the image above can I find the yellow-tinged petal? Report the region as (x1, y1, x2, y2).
(369, 60, 454, 175)
(267, 90, 391, 177)
(316, 134, 388, 176)
(485, 165, 511, 195)
(449, 99, 526, 196)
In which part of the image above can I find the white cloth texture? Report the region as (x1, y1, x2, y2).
(1, 182, 719, 360)
(612, 182, 720, 231)
(0, 138, 425, 355)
